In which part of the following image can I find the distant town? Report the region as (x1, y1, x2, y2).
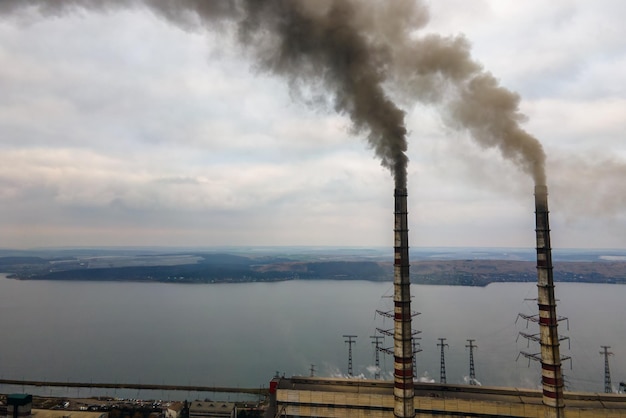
(1, 247, 625, 286)
(0, 392, 263, 418)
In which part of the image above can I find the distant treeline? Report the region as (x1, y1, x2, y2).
(2, 254, 625, 286)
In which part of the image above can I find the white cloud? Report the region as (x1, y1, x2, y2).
(0, 1, 625, 249)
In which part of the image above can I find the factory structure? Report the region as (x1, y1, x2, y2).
(1, 2, 623, 418)
(265, 186, 626, 418)
(533, 185, 565, 417)
(392, 187, 415, 418)
(266, 377, 626, 418)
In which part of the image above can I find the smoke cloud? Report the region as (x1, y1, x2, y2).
(381, 27, 547, 185)
(0, 0, 546, 188)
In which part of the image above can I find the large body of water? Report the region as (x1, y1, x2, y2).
(0, 274, 624, 400)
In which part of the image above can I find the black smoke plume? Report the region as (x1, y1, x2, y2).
(1, 0, 546, 188)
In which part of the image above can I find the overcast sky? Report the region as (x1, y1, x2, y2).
(1, 0, 625, 250)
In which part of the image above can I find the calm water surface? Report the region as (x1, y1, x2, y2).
(0, 274, 624, 399)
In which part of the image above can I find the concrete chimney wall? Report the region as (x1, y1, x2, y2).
(393, 188, 415, 418)
(534, 185, 565, 418)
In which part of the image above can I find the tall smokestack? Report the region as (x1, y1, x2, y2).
(534, 185, 564, 417)
(393, 187, 414, 418)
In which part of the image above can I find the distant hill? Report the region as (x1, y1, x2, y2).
(1, 248, 625, 285)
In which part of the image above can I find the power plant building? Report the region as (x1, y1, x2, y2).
(267, 376, 626, 417)
(262, 185, 626, 417)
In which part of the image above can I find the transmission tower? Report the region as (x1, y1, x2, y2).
(466, 339, 478, 385)
(343, 335, 357, 377)
(373, 329, 394, 367)
(309, 364, 316, 377)
(412, 336, 422, 379)
(516, 308, 572, 371)
(600, 346, 613, 393)
(438, 338, 449, 384)
(374, 307, 421, 378)
(370, 336, 384, 380)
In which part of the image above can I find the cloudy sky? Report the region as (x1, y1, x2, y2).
(1, 0, 625, 249)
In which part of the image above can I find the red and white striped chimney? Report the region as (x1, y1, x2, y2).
(393, 188, 415, 418)
(534, 185, 565, 417)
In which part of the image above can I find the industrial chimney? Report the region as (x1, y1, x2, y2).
(534, 185, 565, 417)
(393, 188, 415, 418)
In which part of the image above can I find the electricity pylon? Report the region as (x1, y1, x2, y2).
(438, 338, 449, 384)
(466, 339, 478, 385)
(370, 336, 384, 380)
(600, 346, 613, 393)
(343, 335, 357, 377)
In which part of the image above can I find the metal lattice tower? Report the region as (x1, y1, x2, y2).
(466, 339, 478, 385)
(516, 313, 572, 371)
(438, 338, 449, 384)
(343, 335, 357, 377)
(600, 346, 613, 393)
(375, 305, 421, 385)
(412, 337, 422, 379)
(370, 336, 384, 380)
(309, 364, 315, 377)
